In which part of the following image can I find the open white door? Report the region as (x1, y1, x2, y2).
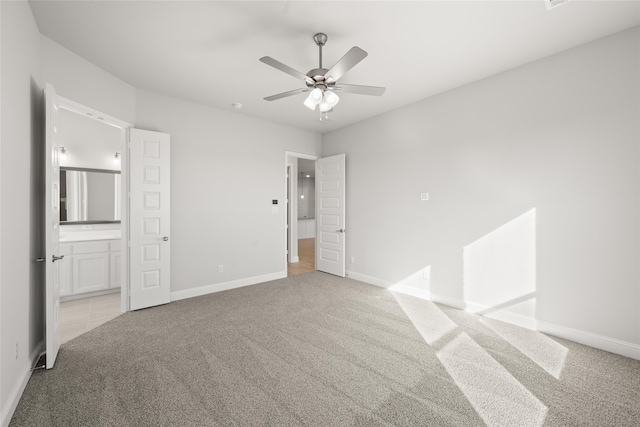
(316, 154, 346, 277)
(44, 84, 62, 368)
(129, 129, 171, 310)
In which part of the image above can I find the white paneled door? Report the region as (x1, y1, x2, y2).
(44, 83, 62, 369)
(316, 154, 346, 277)
(129, 129, 171, 310)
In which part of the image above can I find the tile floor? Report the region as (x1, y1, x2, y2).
(60, 292, 122, 344)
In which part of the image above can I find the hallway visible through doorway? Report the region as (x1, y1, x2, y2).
(288, 238, 315, 276)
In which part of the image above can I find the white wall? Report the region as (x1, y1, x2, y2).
(57, 108, 122, 171)
(135, 90, 320, 296)
(0, 1, 43, 424)
(322, 28, 640, 352)
(41, 36, 136, 124)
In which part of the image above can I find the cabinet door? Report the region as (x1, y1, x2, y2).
(73, 252, 110, 294)
(59, 255, 73, 296)
(110, 251, 121, 289)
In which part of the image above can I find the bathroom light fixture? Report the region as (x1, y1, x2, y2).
(59, 147, 67, 160)
(113, 152, 121, 163)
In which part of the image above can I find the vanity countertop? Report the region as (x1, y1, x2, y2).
(60, 230, 121, 243)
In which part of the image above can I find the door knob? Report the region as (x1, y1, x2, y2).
(162, 236, 169, 241)
(336, 229, 345, 233)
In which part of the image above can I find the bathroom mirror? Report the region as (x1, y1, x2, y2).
(60, 167, 121, 223)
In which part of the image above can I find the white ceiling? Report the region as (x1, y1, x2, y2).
(29, 1, 639, 134)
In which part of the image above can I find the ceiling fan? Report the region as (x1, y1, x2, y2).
(259, 33, 386, 114)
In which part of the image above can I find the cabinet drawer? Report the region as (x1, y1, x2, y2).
(72, 241, 110, 255)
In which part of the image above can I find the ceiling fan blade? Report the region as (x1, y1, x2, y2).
(324, 47, 368, 83)
(334, 84, 386, 96)
(260, 56, 314, 85)
(264, 88, 310, 101)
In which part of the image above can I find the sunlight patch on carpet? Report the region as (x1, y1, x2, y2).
(437, 332, 548, 426)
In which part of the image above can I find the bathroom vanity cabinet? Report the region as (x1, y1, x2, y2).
(59, 239, 121, 299)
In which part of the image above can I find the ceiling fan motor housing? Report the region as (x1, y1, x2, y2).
(305, 68, 336, 90)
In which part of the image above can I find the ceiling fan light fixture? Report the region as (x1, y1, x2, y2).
(324, 90, 339, 108)
(260, 32, 385, 116)
(319, 100, 331, 113)
(304, 88, 323, 110)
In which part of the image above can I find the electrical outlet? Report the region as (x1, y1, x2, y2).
(350, 256, 355, 264)
(82, 225, 94, 230)
(218, 265, 223, 273)
(420, 192, 429, 201)
(14, 342, 19, 360)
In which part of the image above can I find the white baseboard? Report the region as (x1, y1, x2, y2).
(289, 256, 299, 263)
(537, 320, 640, 360)
(170, 271, 287, 302)
(388, 284, 432, 301)
(1, 340, 43, 427)
(429, 291, 466, 310)
(1, 368, 30, 427)
(463, 301, 538, 331)
(345, 270, 394, 288)
(346, 270, 640, 361)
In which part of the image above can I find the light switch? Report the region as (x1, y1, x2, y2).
(420, 193, 429, 201)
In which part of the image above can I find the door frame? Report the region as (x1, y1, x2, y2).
(283, 151, 318, 274)
(55, 95, 133, 313)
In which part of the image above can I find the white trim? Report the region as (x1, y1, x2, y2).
(57, 95, 133, 130)
(345, 270, 393, 288)
(1, 367, 30, 427)
(537, 320, 640, 361)
(346, 270, 640, 360)
(0, 340, 42, 427)
(283, 151, 318, 275)
(48, 90, 132, 314)
(389, 284, 432, 301)
(428, 292, 466, 310)
(120, 127, 129, 313)
(464, 300, 538, 331)
(170, 271, 286, 302)
(286, 164, 294, 263)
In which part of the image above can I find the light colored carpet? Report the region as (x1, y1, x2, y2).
(11, 272, 640, 426)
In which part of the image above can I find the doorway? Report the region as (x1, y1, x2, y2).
(285, 152, 318, 276)
(54, 101, 128, 343)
